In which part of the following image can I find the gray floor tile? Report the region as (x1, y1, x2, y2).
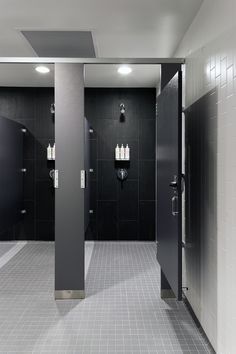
(0, 241, 213, 353)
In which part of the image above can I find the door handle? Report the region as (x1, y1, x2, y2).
(171, 195, 178, 216)
(169, 180, 178, 189)
(169, 175, 178, 190)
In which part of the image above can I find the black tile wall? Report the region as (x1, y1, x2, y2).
(0, 87, 155, 241)
(139, 201, 155, 241)
(139, 160, 156, 200)
(118, 181, 138, 220)
(0, 87, 55, 241)
(139, 119, 156, 160)
(85, 88, 156, 241)
(119, 220, 138, 240)
(98, 201, 118, 240)
(98, 161, 117, 200)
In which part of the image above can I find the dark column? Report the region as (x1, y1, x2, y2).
(55, 64, 85, 299)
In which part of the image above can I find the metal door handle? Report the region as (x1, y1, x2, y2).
(171, 195, 178, 216)
(169, 181, 178, 189)
(169, 175, 178, 190)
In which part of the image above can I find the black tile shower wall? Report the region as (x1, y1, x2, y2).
(85, 88, 156, 241)
(0, 87, 55, 241)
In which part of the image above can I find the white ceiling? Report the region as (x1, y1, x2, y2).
(0, 0, 202, 86)
(0, 0, 202, 57)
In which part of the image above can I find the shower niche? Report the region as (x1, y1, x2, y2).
(85, 87, 156, 241)
(115, 144, 130, 181)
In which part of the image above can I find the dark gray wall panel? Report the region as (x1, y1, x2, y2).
(0, 117, 23, 233)
(0, 87, 55, 241)
(55, 64, 85, 294)
(156, 72, 182, 299)
(185, 88, 218, 313)
(84, 118, 90, 232)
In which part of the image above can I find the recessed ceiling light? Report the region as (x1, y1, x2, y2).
(35, 65, 50, 74)
(118, 66, 132, 75)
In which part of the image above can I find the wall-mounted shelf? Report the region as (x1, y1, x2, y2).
(115, 157, 130, 161)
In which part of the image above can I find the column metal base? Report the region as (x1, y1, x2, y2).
(161, 289, 176, 299)
(55, 290, 85, 300)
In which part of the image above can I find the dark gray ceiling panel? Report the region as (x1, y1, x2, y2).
(21, 31, 96, 58)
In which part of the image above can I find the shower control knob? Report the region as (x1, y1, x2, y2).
(117, 168, 128, 181)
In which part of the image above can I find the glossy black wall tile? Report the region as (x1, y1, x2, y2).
(36, 220, 54, 241)
(85, 88, 156, 241)
(0, 87, 55, 241)
(139, 119, 155, 160)
(118, 181, 138, 220)
(98, 161, 117, 200)
(119, 220, 138, 240)
(139, 201, 155, 241)
(139, 160, 155, 200)
(97, 201, 118, 240)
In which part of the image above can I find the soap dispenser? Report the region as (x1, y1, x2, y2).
(115, 144, 120, 160)
(47, 144, 52, 160)
(120, 144, 124, 160)
(125, 144, 130, 160)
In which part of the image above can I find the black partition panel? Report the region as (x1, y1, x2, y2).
(156, 72, 182, 300)
(84, 117, 90, 232)
(55, 64, 85, 299)
(0, 116, 23, 233)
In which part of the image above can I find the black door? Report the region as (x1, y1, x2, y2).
(156, 71, 182, 300)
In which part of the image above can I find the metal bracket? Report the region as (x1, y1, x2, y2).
(81, 170, 86, 189)
(54, 170, 59, 188)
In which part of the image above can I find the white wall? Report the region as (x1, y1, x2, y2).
(175, 1, 236, 353)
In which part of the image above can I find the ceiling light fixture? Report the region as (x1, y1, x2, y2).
(35, 65, 50, 74)
(118, 66, 132, 75)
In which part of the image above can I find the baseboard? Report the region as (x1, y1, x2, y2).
(55, 290, 85, 300)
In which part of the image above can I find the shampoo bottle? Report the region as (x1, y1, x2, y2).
(125, 144, 130, 160)
(115, 144, 120, 160)
(47, 144, 52, 160)
(120, 144, 124, 160)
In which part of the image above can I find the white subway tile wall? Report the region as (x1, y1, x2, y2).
(181, 27, 236, 354)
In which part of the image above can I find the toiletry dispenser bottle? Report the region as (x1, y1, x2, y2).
(115, 144, 120, 160)
(120, 144, 124, 160)
(125, 144, 130, 160)
(47, 144, 52, 160)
